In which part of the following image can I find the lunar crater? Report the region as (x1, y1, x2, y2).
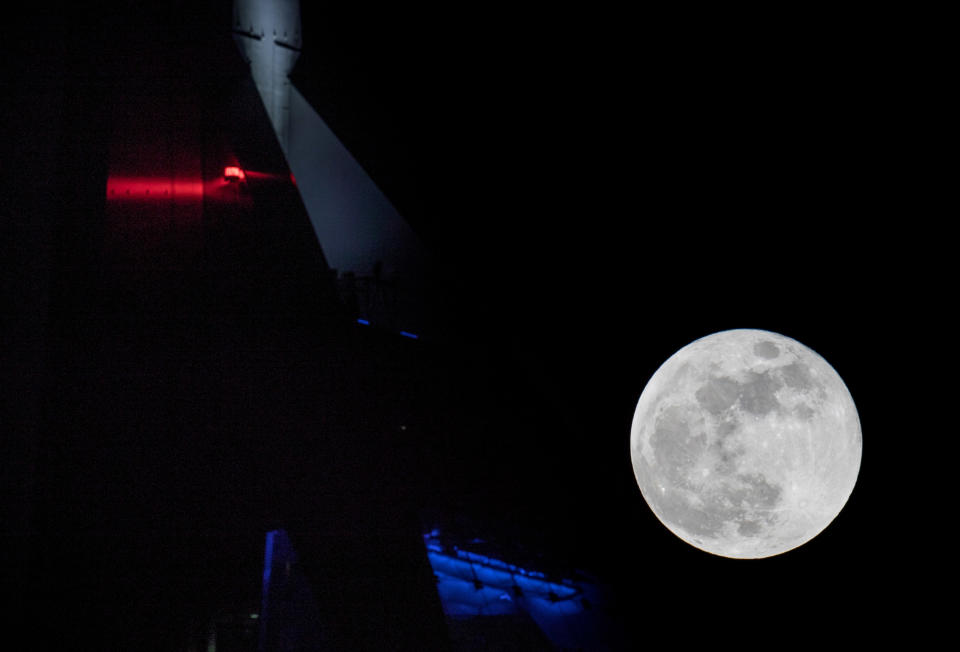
(738, 371, 782, 415)
(695, 376, 739, 414)
(779, 361, 814, 390)
(753, 341, 780, 359)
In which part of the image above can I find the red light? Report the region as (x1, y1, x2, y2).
(105, 176, 204, 200)
(224, 166, 245, 182)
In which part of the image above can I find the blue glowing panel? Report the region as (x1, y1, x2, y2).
(259, 529, 326, 651)
(260, 530, 276, 615)
(427, 551, 475, 580)
(455, 548, 546, 579)
(472, 563, 514, 589)
(421, 528, 628, 650)
(433, 572, 519, 617)
(513, 573, 577, 600)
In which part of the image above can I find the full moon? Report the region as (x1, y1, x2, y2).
(631, 329, 861, 559)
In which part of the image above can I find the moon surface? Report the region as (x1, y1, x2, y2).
(631, 329, 861, 558)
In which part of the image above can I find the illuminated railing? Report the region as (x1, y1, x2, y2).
(423, 530, 581, 605)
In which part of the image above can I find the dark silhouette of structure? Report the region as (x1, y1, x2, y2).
(3, 3, 449, 649)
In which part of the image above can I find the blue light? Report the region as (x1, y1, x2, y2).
(357, 319, 370, 325)
(399, 331, 419, 339)
(262, 531, 276, 593)
(260, 530, 277, 634)
(426, 545, 578, 601)
(454, 548, 546, 579)
(258, 529, 327, 650)
(427, 551, 475, 579)
(422, 528, 611, 649)
(431, 570, 520, 617)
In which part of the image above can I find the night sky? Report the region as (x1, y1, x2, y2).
(2, 2, 940, 649)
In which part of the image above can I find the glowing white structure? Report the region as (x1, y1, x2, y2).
(233, 0, 427, 331)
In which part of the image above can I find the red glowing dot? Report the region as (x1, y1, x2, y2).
(224, 166, 245, 182)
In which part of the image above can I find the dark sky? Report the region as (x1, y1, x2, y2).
(276, 3, 936, 642)
(1, 2, 941, 648)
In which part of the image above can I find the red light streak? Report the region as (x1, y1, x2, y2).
(106, 166, 290, 202)
(106, 177, 204, 200)
(242, 170, 277, 180)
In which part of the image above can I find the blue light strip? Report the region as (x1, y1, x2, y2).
(423, 534, 579, 601)
(423, 530, 596, 646)
(454, 548, 546, 579)
(355, 319, 419, 341)
(259, 530, 278, 649)
(262, 531, 276, 597)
